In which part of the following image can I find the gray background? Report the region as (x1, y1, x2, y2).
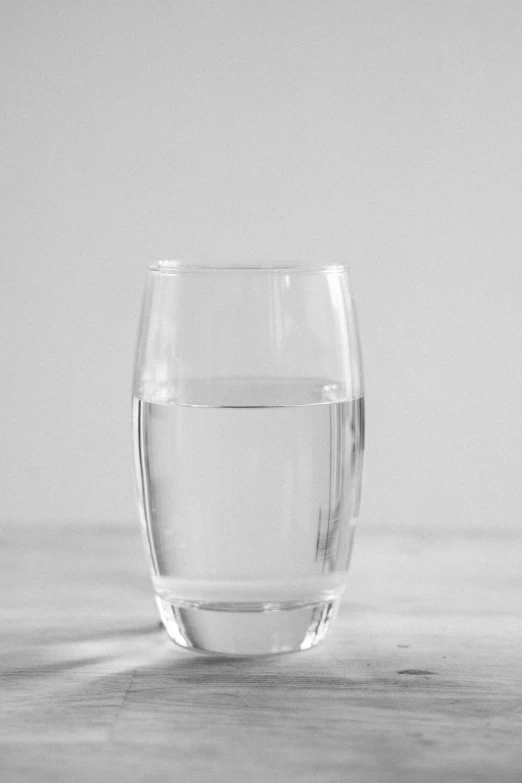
(2, 1, 521, 531)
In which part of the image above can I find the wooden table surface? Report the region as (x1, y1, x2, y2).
(1, 520, 521, 783)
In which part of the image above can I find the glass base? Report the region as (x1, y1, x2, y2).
(156, 596, 340, 656)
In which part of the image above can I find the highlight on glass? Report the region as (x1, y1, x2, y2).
(132, 261, 364, 655)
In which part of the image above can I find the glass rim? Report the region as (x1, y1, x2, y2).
(148, 260, 349, 275)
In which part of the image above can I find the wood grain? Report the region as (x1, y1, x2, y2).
(1, 521, 521, 782)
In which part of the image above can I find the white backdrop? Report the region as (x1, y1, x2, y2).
(2, 1, 521, 529)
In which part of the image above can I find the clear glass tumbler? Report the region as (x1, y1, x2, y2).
(132, 261, 364, 655)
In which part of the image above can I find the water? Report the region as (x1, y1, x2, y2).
(133, 379, 364, 610)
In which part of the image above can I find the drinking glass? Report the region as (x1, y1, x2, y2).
(132, 261, 364, 655)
